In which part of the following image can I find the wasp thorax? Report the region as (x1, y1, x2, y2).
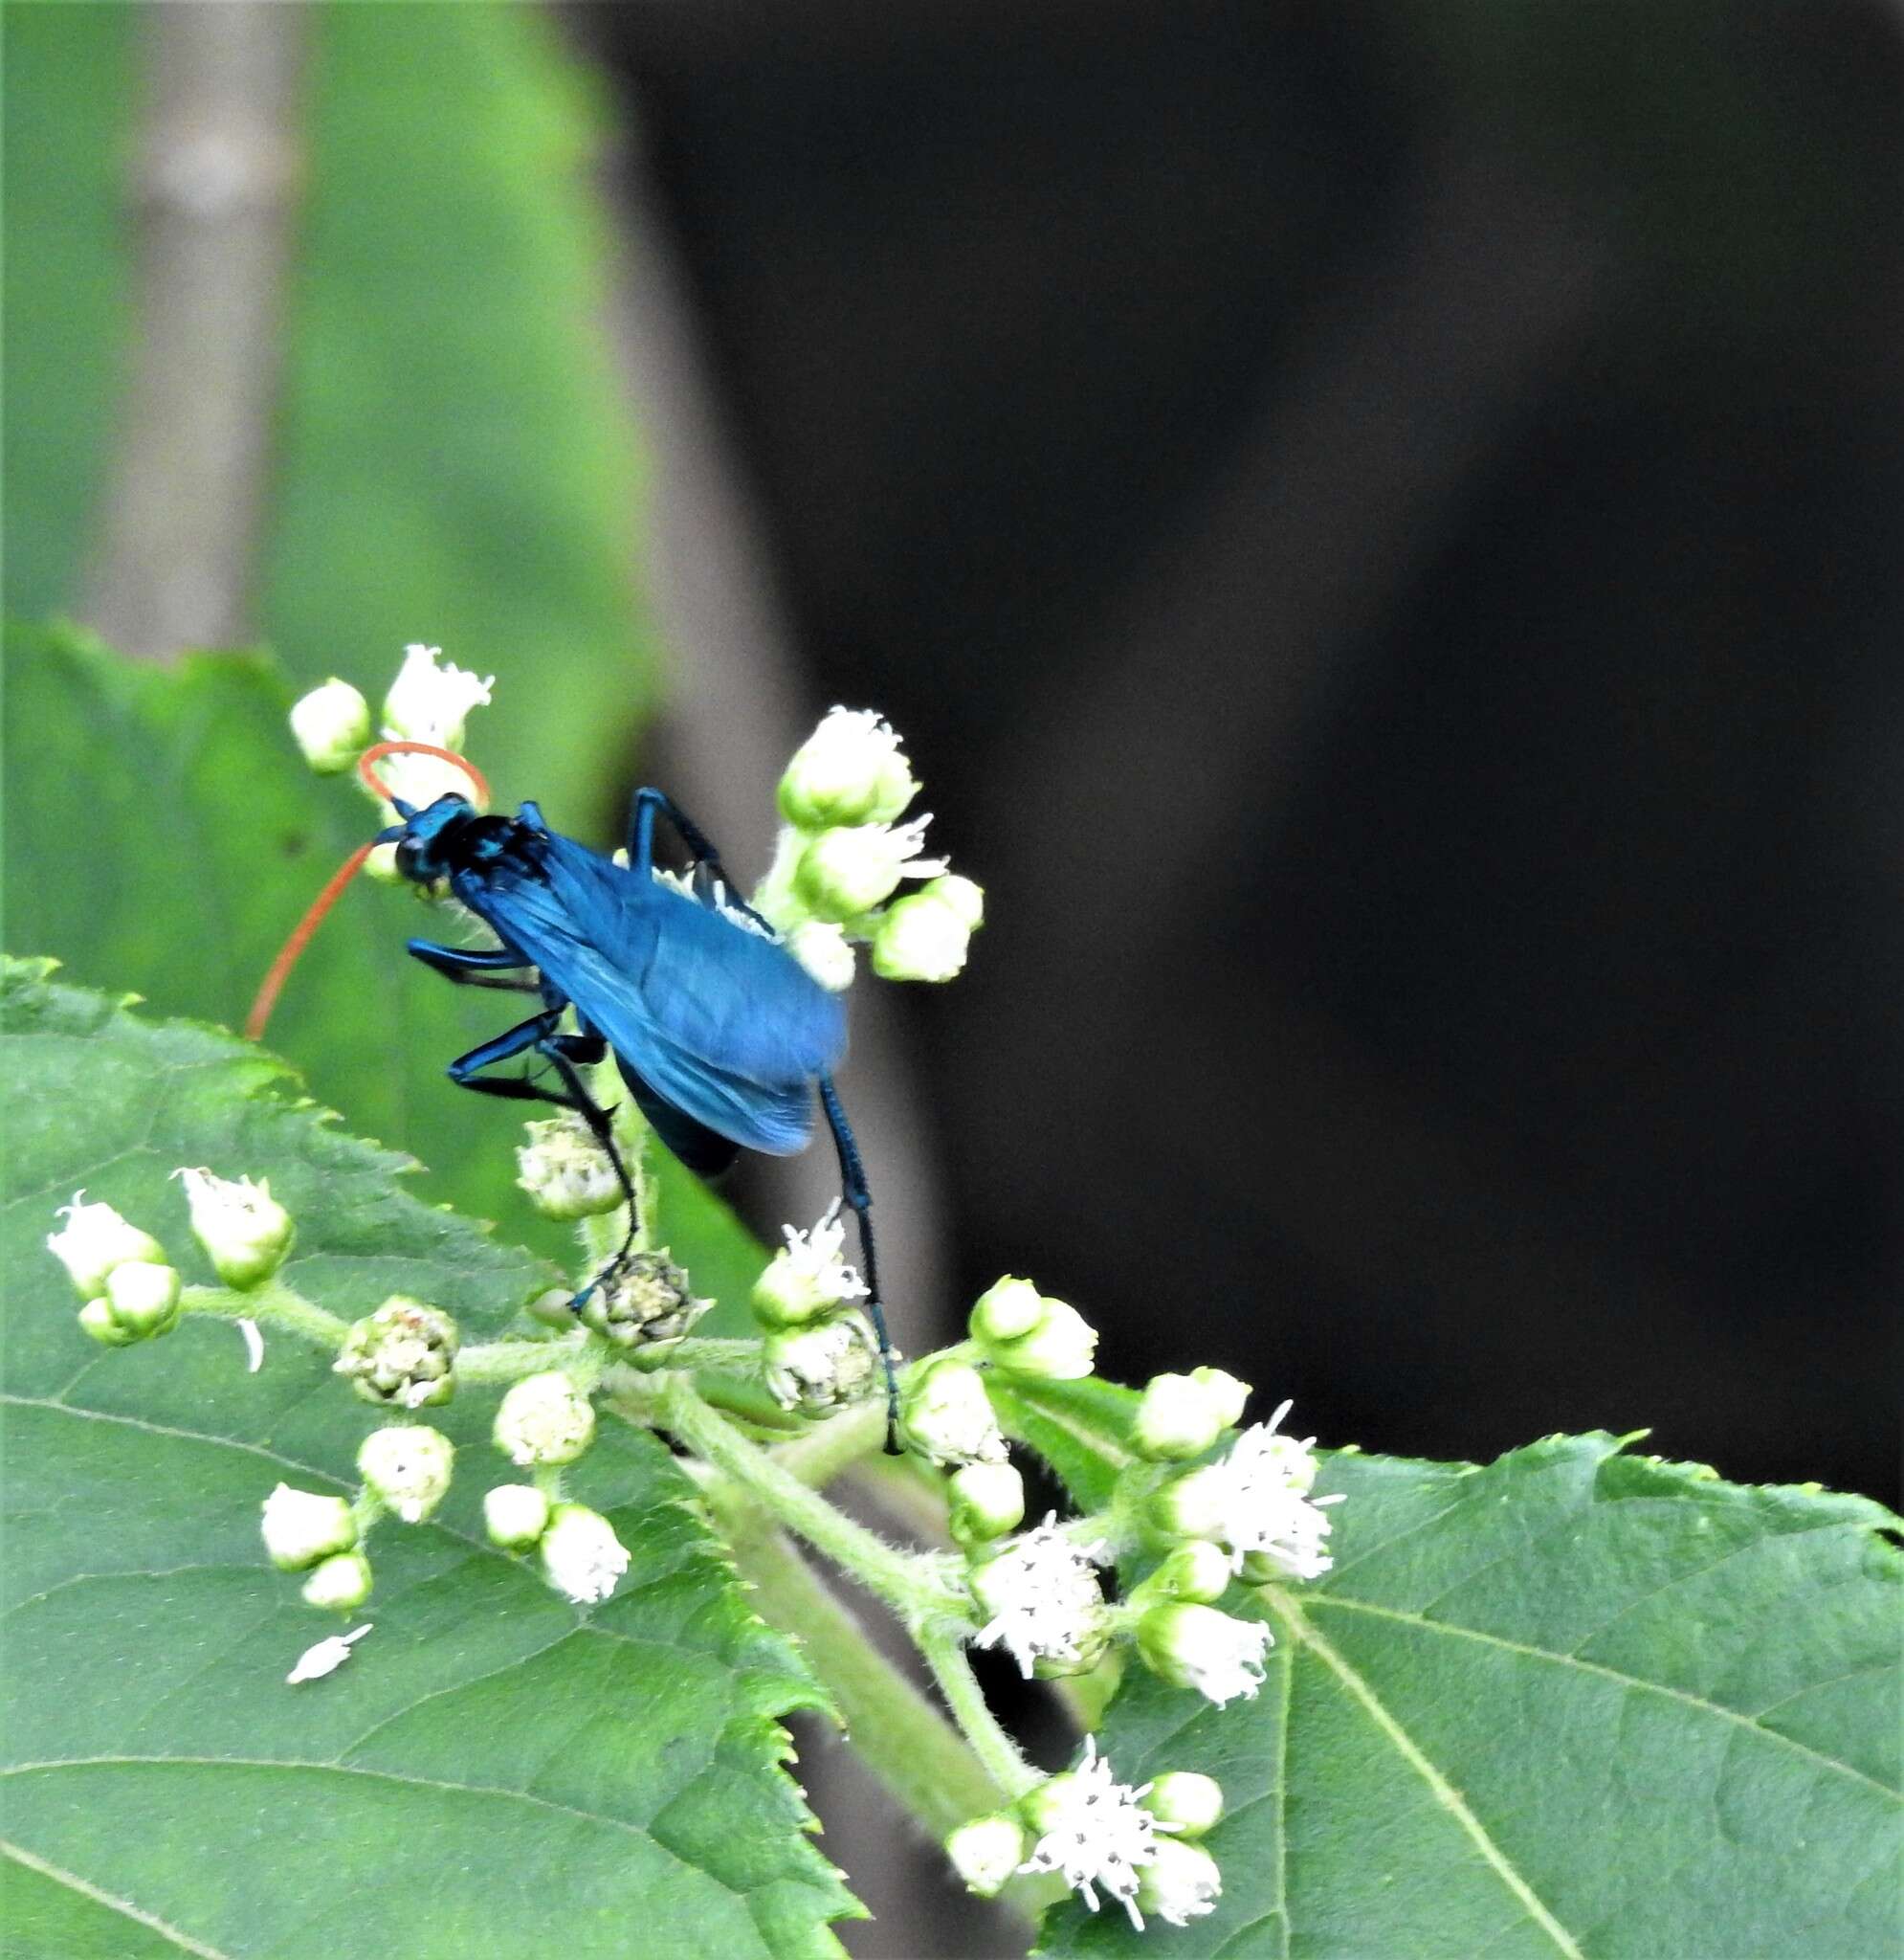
(579, 1252, 708, 1349)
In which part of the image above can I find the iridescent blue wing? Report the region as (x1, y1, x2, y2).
(452, 828, 845, 1156)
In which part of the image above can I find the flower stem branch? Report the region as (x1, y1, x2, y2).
(180, 1279, 346, 1348)
(917, 1622, 1040, 1801)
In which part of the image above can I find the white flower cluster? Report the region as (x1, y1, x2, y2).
(753, 1202, 883, 1417)
(757, 708, 985, 989)
(946, 1740, 1225, 1930)
(970, 1515, 1111, 1679)
(483, 1485, 631, 1607)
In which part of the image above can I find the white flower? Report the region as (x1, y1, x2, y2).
(1154, 1401, 1340, 1579)
(751, 1200, 868, 1327)
(977, 1297, 1097, 1383)
(515, 1114, 624, 1220)
(901, 1356, 1006, 1467)
(968, 1275, 1045, 1344)
(788, 920, 856, 991)
(1018, 1737, 1163, 1929)
(762, 1313, 879, 1414)
(795, 815, 949, 922)
(174, 1167, 294, 1290)
(1136, 1601, 1273, 1706)
(483, 1482, 551, 1550)
(779, 706, 918, 830)
(493, 1370, 596, 1467)
(358, 1425, 455, 1524)
(101, 1260, 182, 1337)
(260, 1483, 358, 1571)
(1131, 1370, 1231, 1461)
(382, 641, 494, 750)
(288, 678, 371, 773)
(286, 1621, 373, 1684)
(333, 1296, 459, 1409)
(871, 883, 979, 983)
(1142, 1771, 1225, 1839)
(539, 1503, 630, 1605)
(969, 1514, 1110, 1679)
(300, 1550, 373, 1612)
(945, 1814, 1029, 1899)
(46, 1192, 164, 1299)
(1136, 1836, 1223, 1927)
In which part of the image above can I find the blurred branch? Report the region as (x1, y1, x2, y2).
(82, 2, 305, 657)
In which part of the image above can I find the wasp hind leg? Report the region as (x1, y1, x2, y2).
(445, 1017, 641, 1310)
(817, 1074, 900, 1453)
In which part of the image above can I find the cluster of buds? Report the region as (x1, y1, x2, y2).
(757, 708, 984, 990)
(967, 1275, 1097, 1381)
(946, 1740, 1225, 1930)
(261, 1482, 370, 1611)
(49, 1168, 299, 1351)
(752, 1203, 881, 1416)
(289, 642, 495, 827)
(483, 1485, 631, 1607)
(515, 1114, 625, 1221)
(334, 1296, 459, 1408)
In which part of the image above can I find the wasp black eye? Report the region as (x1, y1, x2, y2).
(395, 837, 425, 881)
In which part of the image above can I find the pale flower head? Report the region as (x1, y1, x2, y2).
(260, 1483, 358, 1571)
(515, 1113, 624, 1221)
(1153, 1400, 1339, 1580)
(969, 1514, 1111, 1679)
(751, 1200, 868, 1327)
(539, 1502, 630, 1606)
(779, 706, 918, 830)
(1136, 1601, 1273, 1707)
(1135, 1836, 1223, 1928)
(381, 641, 494, 751)
(787, 919, 856, 991)
(795, 814, 949, 922)
(46, 1191, 164, 1300)
(1018, 1737, 1163, 1929)
(493, 1370, 596, 1467)
(288, 678, 371, 774)
(763, 1312, 879, 1415)
(357, 1425, 455, 1524)
(174, 1167, 294, 1290)
(871, 884, 978, 984)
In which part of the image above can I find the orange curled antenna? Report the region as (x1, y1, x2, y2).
(244, 741, 492, 1042)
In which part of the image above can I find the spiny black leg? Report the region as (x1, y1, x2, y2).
(409, 939, 540, 991)
(627, 788, 776, 934)
(818, 1073, 900, 1452)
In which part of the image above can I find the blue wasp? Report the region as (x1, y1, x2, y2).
(250, 738, 896, 1437)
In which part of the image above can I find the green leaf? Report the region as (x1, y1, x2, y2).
(989, 1375, 1140, 1512)
(1036, 1434, 1902, 1958)
(1, 959, 859, 1958)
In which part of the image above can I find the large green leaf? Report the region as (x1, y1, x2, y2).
(1036, 1435, 1902, 1958)
(1, 959, 859, 1958)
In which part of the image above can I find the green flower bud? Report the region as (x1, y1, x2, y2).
(301, 1550, 374, 1612)
(260, 1483, 358, 1571)
(77, 1297, 137, 1347)
(483, 1482, 552, 1550)
(515, 1114, 624, 1220)
(981, 1298, 1097, 1382)
(579, 1251, 708, 1348)
(1131, 1538, 1233, 1608)
(777, 707, 917, 831)
(334, 1297, 459, 1409)
(870, 887, 978, 984)
(524, 1287, 576, 1328)
(101, 1260, 183, 1338)
(1135, 1601, 1273, 1707)
(1142, 1771, 1226, 1839)
(1187, 1366, 1252, 1429)
(493, 1370, 595, 1467)
(539, 1502, 630, 1605)
(944, 1814, 1029, 1898)
(763, 1313, 878, 1415)
(357, 1425, 454, 1524)
(46, 1191, 165, 1299)
(1135, 1836, 1223, 1927)
(947, 1460, 1027, 1547)
(967, 1275, 1044, 1345)
(288, 678, 372, 773)
(921, 874, 984, 930)
(175, 1167, 294, 1290)
(795, 816, 944, 923)
(901, 1357, 1005, 1467)
(1131, 1371, 1229, 1461)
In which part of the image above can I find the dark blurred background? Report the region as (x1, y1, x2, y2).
(583, 0, 1904, 1506)
(7, 5, 1901, 1952)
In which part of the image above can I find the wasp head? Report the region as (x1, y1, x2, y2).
(383, 793, 477, 885)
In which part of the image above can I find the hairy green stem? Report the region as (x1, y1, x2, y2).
(918, 1623, 1040, 1801)
(180, 1278, 346, 1347)
(643, 1375, 967, 1628)
(719, 1507, 1012, 1840)
(458, 1335, 599, 1385)
(768, 1397, 888, 1487)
